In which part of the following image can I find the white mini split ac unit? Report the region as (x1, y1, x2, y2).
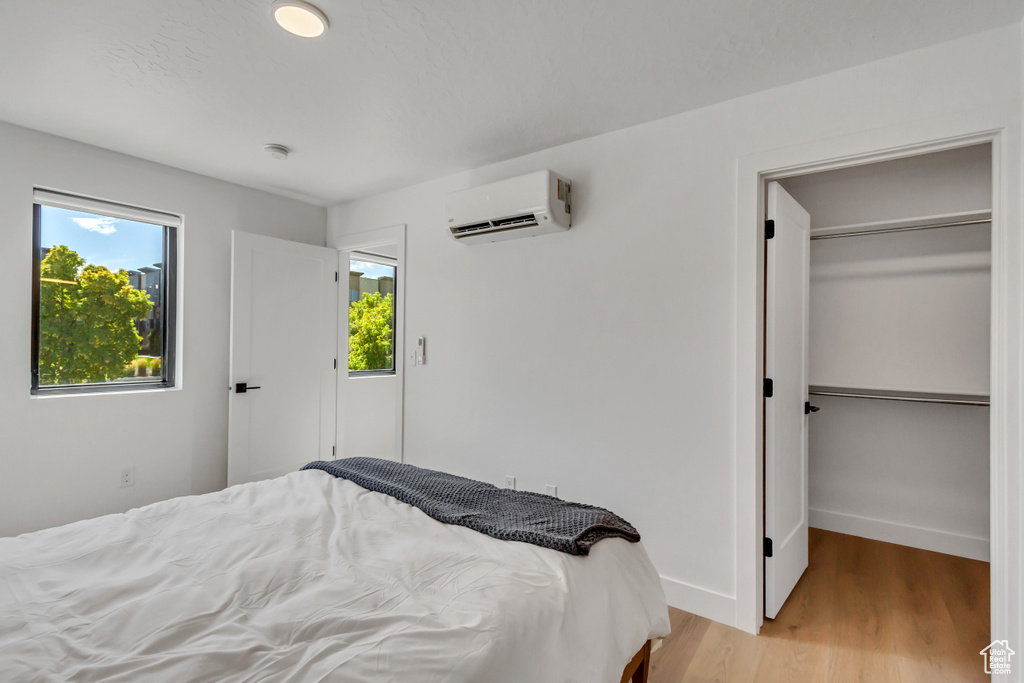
(445, 170, 572, 244)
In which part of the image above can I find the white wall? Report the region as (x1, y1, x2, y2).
(808, 396, 989, 558)
(786, 145, 992, 395)
(327, 26, 1021, 628)
(0, 122, 326, 537)
(782, 145, 992, 228)
(1018, 16, 1024, 656)
(807, 224, 991, 394)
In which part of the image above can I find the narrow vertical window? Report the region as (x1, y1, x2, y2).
(31, 190, 178, 394)
(348, 254, 396, 375)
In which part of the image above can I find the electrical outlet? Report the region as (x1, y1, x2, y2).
(503, 475, 516, 490)
(545, 484, 558, 498)
(120, 466, 135, 488)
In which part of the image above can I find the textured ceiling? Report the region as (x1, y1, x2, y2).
(0, 0, 1021, 206)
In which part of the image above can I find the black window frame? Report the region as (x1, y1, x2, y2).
(347, 253, 397, 378)
(31, 196, 178, 396)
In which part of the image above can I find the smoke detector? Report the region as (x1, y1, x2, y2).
(264, 144, 290, 160)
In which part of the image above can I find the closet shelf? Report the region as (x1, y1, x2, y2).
(809, 209, 992, 241)
(808, 385, 989, 406)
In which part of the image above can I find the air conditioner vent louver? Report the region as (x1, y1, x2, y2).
(450, 222, 493, 235)
(449, 218, 539, 239)
(449, 216, 540, 238)
(444, 170, 571, 244)
(491, 213, 539, 228)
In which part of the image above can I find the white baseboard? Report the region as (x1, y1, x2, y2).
(660, 576, 736, 627)
(809, 508, 989, 562)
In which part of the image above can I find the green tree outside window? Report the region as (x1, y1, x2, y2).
(38, 245, 154, 385)
(348, 291, 394, 371)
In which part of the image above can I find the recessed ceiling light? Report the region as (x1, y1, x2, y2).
(264, 144, 290, 160)
(272, 1, 329, 38)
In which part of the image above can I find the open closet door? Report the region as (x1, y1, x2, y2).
(228, 231, 338, 486)
(764, 182, 811, 619)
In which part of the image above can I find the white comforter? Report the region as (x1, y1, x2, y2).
(0, 469, 669, 682)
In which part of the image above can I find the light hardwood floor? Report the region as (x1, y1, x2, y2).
(650, 529, 990, 682)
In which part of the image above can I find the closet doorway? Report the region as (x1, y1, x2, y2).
(763, 145, 992, 632)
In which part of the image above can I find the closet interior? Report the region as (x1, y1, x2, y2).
(781, 143, 992, 563)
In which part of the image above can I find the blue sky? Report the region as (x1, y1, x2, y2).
(350, 259, 394, 280)
(41, 207, 391, 281)
(40, 205, 163, 273)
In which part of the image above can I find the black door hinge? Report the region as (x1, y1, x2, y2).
(764, 537, 774, 558)
(763, 378, 774, 398)
(335, 271, 339, 282)
(334, 358, 338, 369)
(765, 219, 775, 240)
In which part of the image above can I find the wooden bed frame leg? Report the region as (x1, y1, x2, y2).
(620, 640, 651, 683)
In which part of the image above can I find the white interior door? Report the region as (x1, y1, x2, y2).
(228, 231, 338, 486)
(335, 225, 407, 463)
(765, 182, 811, 619)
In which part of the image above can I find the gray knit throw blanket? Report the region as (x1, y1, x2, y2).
(302, 457, 640, 556)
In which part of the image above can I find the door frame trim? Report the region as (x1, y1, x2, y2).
(735, 103, 1020, 640)
(335, 224, 407, 463)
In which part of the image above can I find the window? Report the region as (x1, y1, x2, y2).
(31, 189, 178, 395)
(348, 253, 396, 375)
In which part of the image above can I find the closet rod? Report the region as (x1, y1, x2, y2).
(808, 387, 990, 406)
(810, 217, 991, 241)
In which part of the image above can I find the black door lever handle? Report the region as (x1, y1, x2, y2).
(235, 382, 262, 393)
(804, 401, 820, 414)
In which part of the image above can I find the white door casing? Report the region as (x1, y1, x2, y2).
(228, 231, 338, 486)
(764, 181, 811, 619)
(737, 118, 1015, 640)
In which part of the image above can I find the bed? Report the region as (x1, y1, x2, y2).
(0, 460, 670, 682)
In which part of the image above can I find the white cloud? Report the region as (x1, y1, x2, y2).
(350, 260, 394, 279)
(71, 216, 118, 235)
